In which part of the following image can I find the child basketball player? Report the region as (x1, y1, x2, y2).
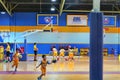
(12, 49, 22, 71)
(33, 43, 38, 61)
(59, 48, 65, 60)
(5, 42, 11, 62)
(36, 55, 51, 80)
(68, 49, 74, 61)
(52, 47, 58, 60)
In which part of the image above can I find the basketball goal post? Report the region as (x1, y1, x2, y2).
(0, 30, 10, 42)
(14, 20, 53, 57)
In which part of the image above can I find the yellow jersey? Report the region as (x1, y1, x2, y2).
(34, 45, 38, 51)
(6, 45, 10, 51)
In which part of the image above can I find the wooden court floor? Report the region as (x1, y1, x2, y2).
(0, 56, 120, 80)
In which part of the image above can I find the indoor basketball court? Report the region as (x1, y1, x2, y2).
(0, 0, 120, 80)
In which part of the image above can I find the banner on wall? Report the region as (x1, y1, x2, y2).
(103, 16, 116, 26)
(37, 14, 58, 25)
(67, 15, 88, 26)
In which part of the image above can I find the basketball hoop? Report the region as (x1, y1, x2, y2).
(0, 30, 10, 39)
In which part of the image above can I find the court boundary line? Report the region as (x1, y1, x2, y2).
(0, 71, 120, 74)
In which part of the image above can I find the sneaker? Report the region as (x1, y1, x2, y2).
(14, 69, 17, 72)
(37, 77, 41, 80)
(6, 60, 8, 63)
(34, 59, 37, 61)
(9, 60, 12, 63)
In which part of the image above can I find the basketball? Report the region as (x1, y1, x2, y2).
(18, 54, 22, 58)
(36, 48, 38, 51)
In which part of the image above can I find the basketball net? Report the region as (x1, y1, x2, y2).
(0, 30, 10, 40)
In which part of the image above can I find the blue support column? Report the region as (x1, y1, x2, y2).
(20, 38, 27, 61)
(90, 12, 103, 80)
(24, 38, 27, 54)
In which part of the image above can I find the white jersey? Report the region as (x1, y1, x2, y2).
(53, 48, 57, 52)
(60, 49, 65, 53)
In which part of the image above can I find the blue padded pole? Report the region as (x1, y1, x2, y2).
(90, 12, 103, 80)
(22, 38, 27, 61)
(24, 38, 27, 54)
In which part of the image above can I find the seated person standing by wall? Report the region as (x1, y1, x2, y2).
(0, 46, 4, 61)
(34, 43, 38, 61)
(5, 42, 11, 62)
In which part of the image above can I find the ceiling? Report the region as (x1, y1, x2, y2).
(0, 0, 120, 15)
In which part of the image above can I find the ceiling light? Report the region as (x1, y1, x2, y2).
(51, 7, 55, 11)
(51, 0, 56, 2)
(1, 11, 6, 14)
